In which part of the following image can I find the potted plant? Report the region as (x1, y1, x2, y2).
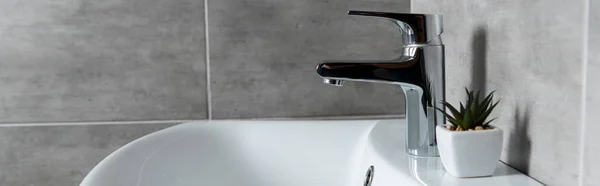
(436, 88, 502, 178)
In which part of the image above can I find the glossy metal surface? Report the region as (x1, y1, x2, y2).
(347, 10, 443, 46)
(316, 10, 445, 157)
(323, 78, 345, 86)
(364, 165, 375, 186)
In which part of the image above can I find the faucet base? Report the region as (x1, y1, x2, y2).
(406, 146, 440, 157)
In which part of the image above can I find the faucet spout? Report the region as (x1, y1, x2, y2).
(317, 46, 445, 157)
(316, 53, 422, 87)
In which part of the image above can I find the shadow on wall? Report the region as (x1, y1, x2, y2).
(470, 26, 487, 92)
(469, 25, 532, 174)
(506, 104, 532, 174)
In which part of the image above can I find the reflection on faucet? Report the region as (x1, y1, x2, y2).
(407, 156, 446, 185)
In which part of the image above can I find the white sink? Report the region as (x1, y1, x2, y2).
(80, 120, 543, 186)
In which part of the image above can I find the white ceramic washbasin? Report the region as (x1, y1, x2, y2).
(80, 120, 543, 186)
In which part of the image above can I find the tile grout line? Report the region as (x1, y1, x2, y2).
(0, 114, 405, 127)
(0, 120, 196, 127)
(204, 0, 212, 120)
(579, 0, 590, 185)
(499, 160, 545, 185)
(258, 114, 405, 120)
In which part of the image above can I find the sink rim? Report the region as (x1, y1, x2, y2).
(80, 119, 544, 186)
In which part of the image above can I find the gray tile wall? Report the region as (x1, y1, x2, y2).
(0, 0, 410, 123)
(583, 0, 599, 185)
(413, 1, 590, 186)
(0, 123, 176, 186)
(0, 0, 410, 185)
(208, 0, 409, 118)
(0, 0, 208, 122)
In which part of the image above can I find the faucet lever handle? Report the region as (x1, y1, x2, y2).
(348, 10, 443, 45)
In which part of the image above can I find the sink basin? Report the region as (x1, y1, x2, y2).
(80, 119, 543, 186)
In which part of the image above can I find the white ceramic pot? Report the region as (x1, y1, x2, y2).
(436, 125, 503, 178)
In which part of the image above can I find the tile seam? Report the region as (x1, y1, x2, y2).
(204, 0, 212, 119)
(579, 0, 590, 185)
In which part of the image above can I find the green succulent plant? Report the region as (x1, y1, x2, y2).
(437, 88, 499, 130)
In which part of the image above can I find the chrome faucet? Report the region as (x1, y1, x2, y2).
(316, 10, 445, 157)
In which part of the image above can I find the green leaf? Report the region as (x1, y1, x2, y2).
(445, 87, 501, 129)
(465, 88, 471, 101)
(482, 91, 496, 105)
(473, 90, 481, 115)
(448, 117, 461, 127)
(476, 100, 499, 124)
(463, 103, 473, 129)
(479, 94, 494, 116)
(483, 118, 497, 126)
(443, 102, 462, 120)
(469, 97, 477, 115)
(436, 107, 455, 121)
(468, 89, 474, 102)
(475, 95, 493, 125)
(437, 107, 460, 127)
